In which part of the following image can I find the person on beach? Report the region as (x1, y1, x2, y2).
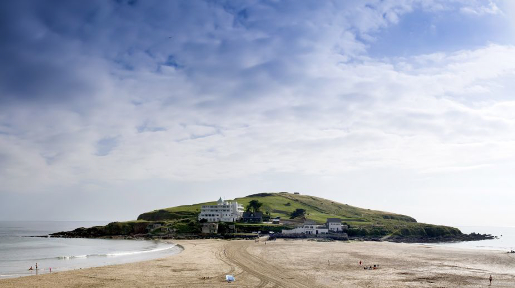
(28, 266, 33, 271)
(489, 274, 492, 285)
(35, 263, 38, 270)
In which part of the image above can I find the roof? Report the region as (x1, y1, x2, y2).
(242, 212, 263, 218)
(326, 218, 342, 223)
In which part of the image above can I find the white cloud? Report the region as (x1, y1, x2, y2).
(2, 41, 515, 192)
(1, 0, 515, 224)
(460, 1, 502, 15)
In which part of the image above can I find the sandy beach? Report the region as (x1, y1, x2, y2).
(1, 239, 514, 287)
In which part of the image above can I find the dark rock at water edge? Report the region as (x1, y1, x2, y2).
(386, 232, 495, 243)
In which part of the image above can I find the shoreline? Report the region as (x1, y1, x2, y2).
(0, 238, 183, 280)
(419, 241, 515, 252)
(1, 239, 514, 287)
(2, 237, 508, 281)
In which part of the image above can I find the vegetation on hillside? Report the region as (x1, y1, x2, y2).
(53, 192, 476, 241)
(290, 208, 306, 219)
(133, 192, 463, 240)
(245, 200, 263, 213)
(138, 192, 416, 225)
(53, 192, 493, 242)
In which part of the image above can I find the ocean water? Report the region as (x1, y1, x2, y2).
(431, 226, 515, 251)
(0, 221, 182, 279)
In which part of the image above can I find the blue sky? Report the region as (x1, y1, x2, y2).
(1, 0, 515, 226)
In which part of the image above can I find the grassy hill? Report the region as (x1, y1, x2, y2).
(136, 192, 461, 239)
(138, 192, 415, 224)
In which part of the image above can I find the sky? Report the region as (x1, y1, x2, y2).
(1, 0, 515, 227)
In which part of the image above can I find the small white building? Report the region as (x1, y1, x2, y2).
(282, 220, 329, 235)
(326, 218, 344, 232)
(282, 218, 348, 235)
(198, 197, 244, 222)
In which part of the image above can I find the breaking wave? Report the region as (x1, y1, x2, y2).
(56, 244, 177, 260)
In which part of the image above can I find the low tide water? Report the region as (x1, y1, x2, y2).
(0, 221, 182, 279)
(433, 226, 515, 251)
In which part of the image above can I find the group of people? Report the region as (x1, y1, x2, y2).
(359, 261, 379, 270)
(28, 263, 51, 272)
(357, 261, 494, 285)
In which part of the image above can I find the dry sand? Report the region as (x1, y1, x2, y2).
(1, 239, 514, 287)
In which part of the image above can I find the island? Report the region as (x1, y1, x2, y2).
(51, 192, 493, 243)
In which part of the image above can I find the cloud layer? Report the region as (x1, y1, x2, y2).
(1, 0, 514, 224)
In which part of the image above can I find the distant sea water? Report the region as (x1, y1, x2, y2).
(431, 226, 515, 251)
(0, 221, 182, 279)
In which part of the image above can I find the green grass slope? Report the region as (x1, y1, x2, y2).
(138, 192, 415, 224)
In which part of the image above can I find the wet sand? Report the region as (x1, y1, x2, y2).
(1, 239, 514, 287)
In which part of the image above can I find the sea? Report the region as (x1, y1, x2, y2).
(432, 226, 515, 251)
(0, 221, 182, 279)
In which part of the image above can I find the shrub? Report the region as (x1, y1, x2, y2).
(290, 208, 306, 219)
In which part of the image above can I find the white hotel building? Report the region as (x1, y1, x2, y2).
(198, 197, 244, 222)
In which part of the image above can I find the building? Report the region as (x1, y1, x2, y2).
(326, 218, 344, 232)
(146, 223, 162, 231)
(282, 220, 329, 235)
(242, 212, 263, 223)
(272, 218, 280, 224)
(198, 197, 244, 222)
(282, 218, 348, 235)
(201, 223, 219, 234)
(146, 223, 172, 234)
